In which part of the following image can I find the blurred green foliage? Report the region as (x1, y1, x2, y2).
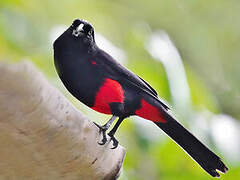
(0, 0, 240, 179)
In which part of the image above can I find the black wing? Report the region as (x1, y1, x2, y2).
(137, 75, 158, 96)
(96, 49, 170, 110)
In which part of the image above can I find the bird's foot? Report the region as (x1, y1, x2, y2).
(93, 122, 119, 148)
(93, 122, 108, 145)
(108, 132, 119, 149)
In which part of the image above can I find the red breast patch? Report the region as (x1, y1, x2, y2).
(92, 78, 124, 114)
(91, 61, 97, 65)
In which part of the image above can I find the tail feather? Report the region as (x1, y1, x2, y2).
(154, 110, 228, 177)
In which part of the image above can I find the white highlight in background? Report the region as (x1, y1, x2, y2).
(146, 31, 191, 111)
(210, 114, 240, 164)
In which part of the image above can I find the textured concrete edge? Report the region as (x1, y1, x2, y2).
(0, 61, 126, 180)
(104, 148, 126, 180)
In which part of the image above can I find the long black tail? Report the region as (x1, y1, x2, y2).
(154, 111, 228, 177)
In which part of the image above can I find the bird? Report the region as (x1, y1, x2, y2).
(53, 19, 228, 177)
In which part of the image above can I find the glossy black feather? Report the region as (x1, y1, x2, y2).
(154, 110, 228, 177)
(94, 49, 170, 110)
(53, 19, 228, 177)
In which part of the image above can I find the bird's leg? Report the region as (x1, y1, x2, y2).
(108, 117, 124, 149)
(94, 115, 117, 145)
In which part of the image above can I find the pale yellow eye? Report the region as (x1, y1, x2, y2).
(88, 29, 92, 36)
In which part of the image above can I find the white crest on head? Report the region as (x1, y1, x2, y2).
(72, 23, 84, 37)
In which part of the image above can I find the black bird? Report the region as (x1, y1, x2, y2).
(53, 19, 228, 177)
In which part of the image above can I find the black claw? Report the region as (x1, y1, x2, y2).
(98, 134, 107, 145)
(94, 122, 120, 148)
(111, 142, 118, 149)
(111, 138, 119, 149)
(108, 133, 119, 149)
(93, 122, 108, 146)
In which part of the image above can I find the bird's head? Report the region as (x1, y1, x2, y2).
(53, 19, 96, 60)
(70, 19, 95, 43)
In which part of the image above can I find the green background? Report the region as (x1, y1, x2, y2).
(1, 0, 240, 179)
